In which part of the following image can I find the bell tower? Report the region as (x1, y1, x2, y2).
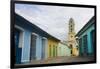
(68, 18, 76, 42)
(69, 18, 75, 33)
(67, 18, 78, 56)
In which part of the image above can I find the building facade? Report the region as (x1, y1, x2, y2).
(15, 13, 60, 64)
(57, 42, 71, 57)
(67, 18, 79, 56)
(47, 37, 60, 58)
(76, 16, 95, 56)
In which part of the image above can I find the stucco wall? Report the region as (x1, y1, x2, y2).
(15, 20, 48, 63)
(58, 43, 71, 56)
(78, 24, 95, 55)
(15, 21, 32, 63)
(47, 38, 59, 58)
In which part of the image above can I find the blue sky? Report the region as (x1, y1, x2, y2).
(15, 3, 94, 41)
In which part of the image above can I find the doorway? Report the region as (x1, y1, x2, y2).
(41, 38, 46, 59)
(30, 34, 37, 61)
(15, 28, 22, 64)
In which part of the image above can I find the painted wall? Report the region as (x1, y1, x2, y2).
(72, 47, 79, 56)
(15, 17, 48, 63)
(15, 20, 32, 63)
(35, 35, 42, 60)
(36, 35, 48, 60)
(21, 30, 31, 63)
(15, 25, 48, 63)
(47, 38, 59, 58)
(58, 43, 71, 56)
(78, 24, 95, 56)
(15, 14, 54, 63)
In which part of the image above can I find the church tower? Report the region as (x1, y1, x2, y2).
(67, 18, 79, 56)
(68, 18, 75, 40)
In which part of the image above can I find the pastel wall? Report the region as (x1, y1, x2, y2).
(78, 25, 94, 55)
(47, 38, 59, 58)
(58, 43, 71, 57)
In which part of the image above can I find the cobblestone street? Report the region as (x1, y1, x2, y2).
(43, 56, 94, 64)
(15, 56, 95, 66)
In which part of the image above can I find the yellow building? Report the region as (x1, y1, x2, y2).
(67, 18, 79, 56)
(47, 37, 60, 58)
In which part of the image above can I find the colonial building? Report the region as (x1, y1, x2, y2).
(47, 37, 60, 58)
(67, 18, 79, 56)
(15, 13, 60, 64)
(76, 16, 95, 56)
(57, 42, 71, 57)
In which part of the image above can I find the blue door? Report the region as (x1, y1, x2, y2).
(15, 29, 22, 64)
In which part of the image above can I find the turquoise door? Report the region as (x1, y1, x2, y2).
(83, 35, 88, 56)
(15, 29, 22, 64)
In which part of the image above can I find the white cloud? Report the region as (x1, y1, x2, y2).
(15, 4, 94, 41)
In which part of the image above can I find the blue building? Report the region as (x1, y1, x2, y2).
(15, 13, 60, 64)
(76, 16, 95, 56)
